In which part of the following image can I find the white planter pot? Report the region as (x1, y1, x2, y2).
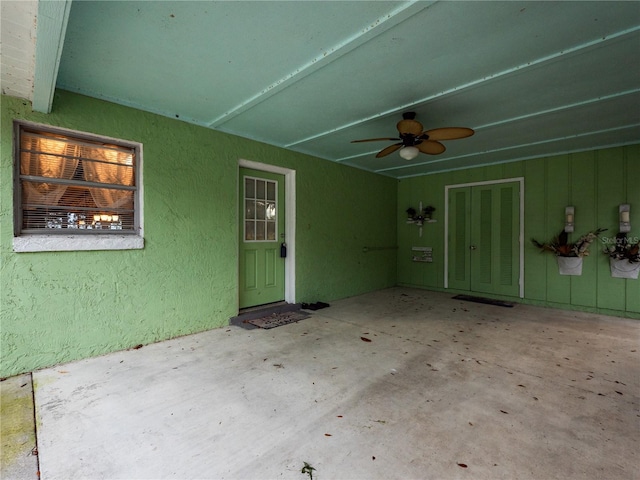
(556, 256, 583, 276)
(609, 258, 640, 279)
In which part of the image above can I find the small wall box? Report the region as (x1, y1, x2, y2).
(412, 246, 433, 262)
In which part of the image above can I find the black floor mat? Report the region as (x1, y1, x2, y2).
(301, 302, 330, 311)
(452, 294, 515, 308)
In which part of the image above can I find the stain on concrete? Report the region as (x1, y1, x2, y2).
(0, 374, 38, 479)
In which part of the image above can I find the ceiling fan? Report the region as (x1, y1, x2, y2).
(351, 112, 474, 160)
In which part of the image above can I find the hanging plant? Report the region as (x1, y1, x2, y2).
(531, 228, 606, 257)
(603, 232, 640, 263)
(603, 232, 640, 279)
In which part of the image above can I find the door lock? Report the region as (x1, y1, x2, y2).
(469, 245, 477, 250)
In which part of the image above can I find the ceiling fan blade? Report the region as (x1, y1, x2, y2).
(397, 119, 423, 136)
(424, 127, 474, 141)
(417, 140, 446, 155)
(351, 137, 400, 143)
(376, 143, 403, 158)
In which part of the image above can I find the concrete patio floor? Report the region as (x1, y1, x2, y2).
(6, 287, 640, 479)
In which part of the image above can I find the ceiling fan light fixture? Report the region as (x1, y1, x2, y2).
(399, 146, 419, 160)
(351, 112, 473, 159)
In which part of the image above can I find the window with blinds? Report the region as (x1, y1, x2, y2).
(14, 122, 139, 235)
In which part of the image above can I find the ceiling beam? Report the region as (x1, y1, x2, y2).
(340, 86, 640, 164)
(32, 0, 72, 113)
(297, 25, 640, 151)
(376, 123, 640, 175)
(207, 1, 434, 128)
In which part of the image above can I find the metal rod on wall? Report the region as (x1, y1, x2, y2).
(362, 246, 398, 253)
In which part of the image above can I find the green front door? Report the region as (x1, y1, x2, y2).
(239, 168, 285, 309)
(448, 181, 520, 297)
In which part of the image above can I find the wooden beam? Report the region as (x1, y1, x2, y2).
(32, 0, 72, 113)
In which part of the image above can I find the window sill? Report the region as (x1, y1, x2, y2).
(13, 234, 144, 252)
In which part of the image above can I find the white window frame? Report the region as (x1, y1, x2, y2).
(242, 174, 279, 243)
(12, 120, 144, 252)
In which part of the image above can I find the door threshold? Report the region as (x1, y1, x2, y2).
(239, 301, 288, 314)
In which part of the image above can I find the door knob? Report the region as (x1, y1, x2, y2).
(469, 245, 477, 250)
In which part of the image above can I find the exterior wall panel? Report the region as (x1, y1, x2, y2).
(397, 146, 640, 319)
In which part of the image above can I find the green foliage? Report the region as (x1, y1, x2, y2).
(301, 462, 316, 480)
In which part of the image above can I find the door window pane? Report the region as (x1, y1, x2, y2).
(255, 221, 265, 241)
(256, 180, 265, 200)
(245, 200, 255, 220)
(256, 200, 266, 220)
(267, 221, 276, 240)
(266, 202, 276, 220)
(245, 221, 255, 241)
(245, 178, 255, 198)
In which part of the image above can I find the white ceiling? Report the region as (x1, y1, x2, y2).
(2, 1, 639, 178)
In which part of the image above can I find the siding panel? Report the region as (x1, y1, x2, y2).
(397, 144, 640, 317)
(545, 156, 571, 305)
(570, 151, 597, 308)
(596, 148, 626, 311)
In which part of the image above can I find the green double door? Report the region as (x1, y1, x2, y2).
(448, 181, 520, 297)
(239, 168, 285, 309)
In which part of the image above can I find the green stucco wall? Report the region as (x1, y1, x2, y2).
(1, 91, 397, 377)
(397, 147, 640, 318)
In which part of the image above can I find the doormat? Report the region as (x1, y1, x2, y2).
(247, 311, 311, 329)
(452, 294, 515, 308)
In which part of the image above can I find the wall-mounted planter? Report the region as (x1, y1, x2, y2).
(609, 258, 640, 279)
(557, 256, 583, 276)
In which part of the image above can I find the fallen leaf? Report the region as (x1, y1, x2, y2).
(133, 344, 143, 350)
(361, 337, 372, 342)
(324, 433, 332, 436)
(500, 410, 509, 414)
(457, 463, 468, 468)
